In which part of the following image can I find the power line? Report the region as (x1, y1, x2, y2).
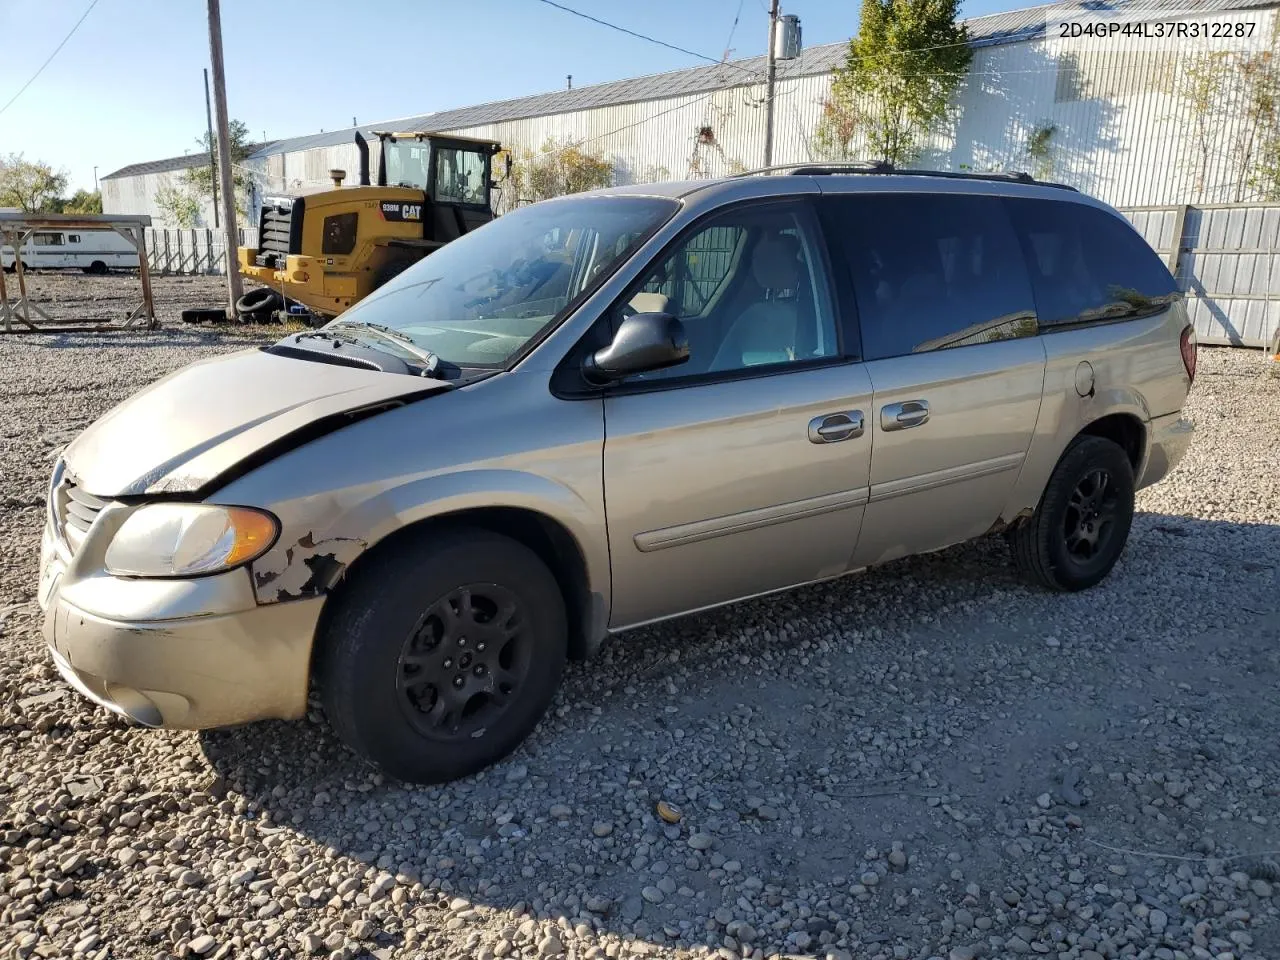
(532, 0, 764, 83)
(722, 0, 747, 61)
(0, 0, 101, 118)
(534, 0, 726, 67)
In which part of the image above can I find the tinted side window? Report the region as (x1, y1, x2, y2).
(1003, 198, 1178, 328)
(819, 194, 1037, 360)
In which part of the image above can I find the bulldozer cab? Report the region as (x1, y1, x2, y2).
(373, 132, 501, 209)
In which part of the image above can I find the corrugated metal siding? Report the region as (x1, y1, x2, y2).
(246, 0, 1280, 160)
(1122, 203, 1280, 347)
(102, 169, 220, 227)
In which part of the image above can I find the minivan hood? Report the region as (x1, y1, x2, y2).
(61, 348, 449, 497)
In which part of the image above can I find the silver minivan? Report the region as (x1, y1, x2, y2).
(38, 166, 1196, 783)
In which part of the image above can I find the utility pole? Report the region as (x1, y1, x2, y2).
(763, 0, 780, 168)
(93, 166, 98, 192)
(203, 68, 220, 229)
(206, 0, 242, 314)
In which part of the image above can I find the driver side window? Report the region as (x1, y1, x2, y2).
(619, 201, 839, 381)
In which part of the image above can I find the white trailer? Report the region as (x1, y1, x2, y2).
(1, 226, 140, 273)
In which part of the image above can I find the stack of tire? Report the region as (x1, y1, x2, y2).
(236, 288, 284, 324)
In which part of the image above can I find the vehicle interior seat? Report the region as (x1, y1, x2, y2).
(709, 233, 808, 371)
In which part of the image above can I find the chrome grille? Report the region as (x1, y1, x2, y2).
(54, 478, 106, 554)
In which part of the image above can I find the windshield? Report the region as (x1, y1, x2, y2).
(382, 140, 431, 189)
(327, 195, 679, 368)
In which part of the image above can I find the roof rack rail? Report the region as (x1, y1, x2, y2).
(729, 160, 1078, 191)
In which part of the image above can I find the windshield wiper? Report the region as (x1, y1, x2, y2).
(292, 328, 363, 347)
(330, 321, 442, 376)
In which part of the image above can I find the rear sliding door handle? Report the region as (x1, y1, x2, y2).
(808, 410, 864, 444)
(881, 400, 930, 431)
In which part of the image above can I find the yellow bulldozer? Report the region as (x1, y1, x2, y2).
(236, 130, 507, 321)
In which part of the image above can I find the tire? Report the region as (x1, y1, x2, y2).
(83, 261, 107, 275)
(1009, 435, 1135, 592)
(235, 287, 282, 318)
(317, 529, 567, 784)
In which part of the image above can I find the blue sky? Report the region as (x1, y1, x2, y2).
(1, 0, 1027, 193)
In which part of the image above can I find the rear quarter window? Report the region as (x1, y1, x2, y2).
(1003, 197, 1178, 328)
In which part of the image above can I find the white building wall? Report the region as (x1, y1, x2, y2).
(436, 7, 1279, 210)
(102, 167, 223, 228)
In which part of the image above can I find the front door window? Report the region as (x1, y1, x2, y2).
(618, 201, 840, 381)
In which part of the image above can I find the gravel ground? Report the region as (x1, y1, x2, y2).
(1, 314, 1279, 960)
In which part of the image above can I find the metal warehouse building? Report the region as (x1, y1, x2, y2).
(104, 0, 1280, 220)
(101, 0, 1280, 347)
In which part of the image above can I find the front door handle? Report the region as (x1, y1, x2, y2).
(808, 410, 864, 444)
(881, 400, 930, 431)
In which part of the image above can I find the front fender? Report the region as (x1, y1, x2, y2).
(247, 469, 610, 618)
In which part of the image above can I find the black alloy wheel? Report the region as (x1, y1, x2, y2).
(396, 583, 532, 741)
(1063, 467, 1120, 562)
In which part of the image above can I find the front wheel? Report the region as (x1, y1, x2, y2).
(1009, 435, 1135, 591)
(317, 529, 567, 784)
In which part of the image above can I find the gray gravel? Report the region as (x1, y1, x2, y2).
(2, 286, 1279, 960)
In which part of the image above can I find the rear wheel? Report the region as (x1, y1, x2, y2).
(1010, 435, 1135, 591)
(317, 529, 567, 784)
(83, 260, 107, 275)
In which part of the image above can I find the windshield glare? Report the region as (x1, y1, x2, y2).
(328, 196, 679, 368)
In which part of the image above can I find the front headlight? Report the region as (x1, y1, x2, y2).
(105, 504, 279, 578)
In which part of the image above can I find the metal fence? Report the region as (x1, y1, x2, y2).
(144, 227, 258, 276)
(1121, 203, 1280, 348)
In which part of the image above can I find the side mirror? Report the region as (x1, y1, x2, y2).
(583, 312, 689, 383)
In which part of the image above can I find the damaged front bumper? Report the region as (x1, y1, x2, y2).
(38, 516, 323, 729)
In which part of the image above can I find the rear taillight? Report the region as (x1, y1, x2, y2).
(1179, 325, 1198, 386)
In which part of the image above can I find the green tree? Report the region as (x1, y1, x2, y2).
(1026, 122, 1057, 181)
(512, 138, 613, 202)
(0, 153, 69, 212)
(1239, 25, 1280, 201)
(1177, 52, 1234, 199)
(153, 183, 201, 228)
(62, 189, 102, 214)
(815, 0, 972, 166)
(183, 118, 253, 218)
